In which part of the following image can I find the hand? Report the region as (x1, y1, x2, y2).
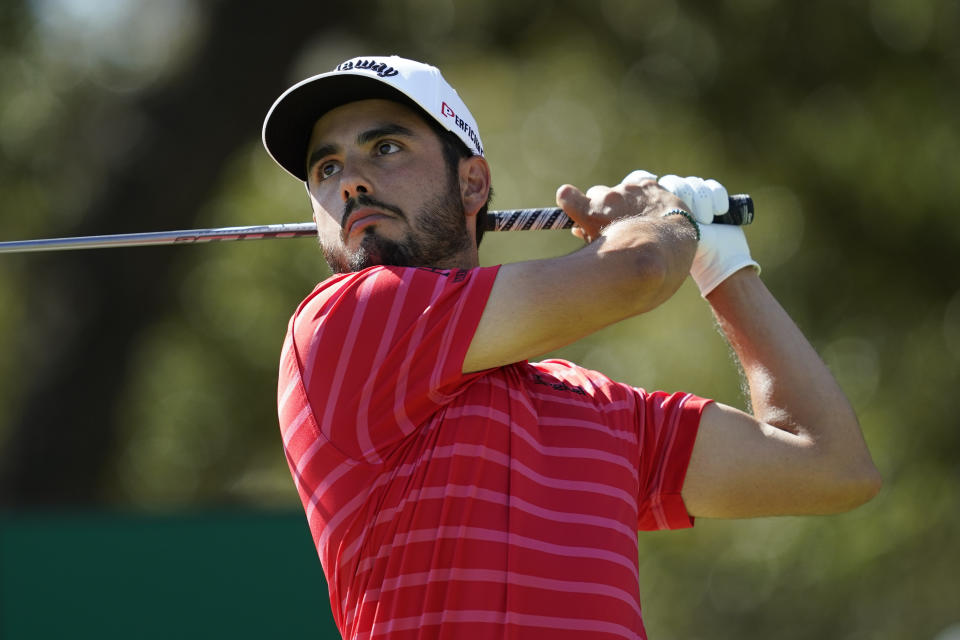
(555, 170, 687, 244)
(657, 175, 730, 223)
(657, 174, 761, 296)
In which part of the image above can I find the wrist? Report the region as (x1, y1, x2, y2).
(703, 265, 762, 300)
(661, 208, 701, 241)
(690, 223, 761, 298)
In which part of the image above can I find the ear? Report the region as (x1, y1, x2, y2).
(458, 155, 491, 219)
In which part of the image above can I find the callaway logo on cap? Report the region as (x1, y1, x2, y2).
(262, 55, 484, 181)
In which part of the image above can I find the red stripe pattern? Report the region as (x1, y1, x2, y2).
(277, 265, 710, 639)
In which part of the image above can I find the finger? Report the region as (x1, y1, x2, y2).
(704, 179, 729, 215)
(571, 225, 587, 242)
(584, 184, 610, 201)
(659, 174, 695, 211)
(658, 174, 682, 194)
(686, 176, 714, 224)
(622, 169, 657, 185)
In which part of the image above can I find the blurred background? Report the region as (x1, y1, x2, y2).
(0, 0, 958, 638)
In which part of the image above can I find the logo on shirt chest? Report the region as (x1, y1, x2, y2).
(415, 267, 468, 282)
(532, 373, 587, 396)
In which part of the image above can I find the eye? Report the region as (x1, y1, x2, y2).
(317, 160, 341, 181)
(375, 141, 401, 156)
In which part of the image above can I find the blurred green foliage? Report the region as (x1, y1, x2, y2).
(1, 0, 958, 638)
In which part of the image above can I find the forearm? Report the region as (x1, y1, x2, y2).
(706, 268, 881, 494)
(597, 213, 698, 313)
(465, 214, 696, 373)
(555, 177, 698, 312)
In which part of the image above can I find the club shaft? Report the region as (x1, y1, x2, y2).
(0, 223, 320, 253)
(0, 195, 753, 254)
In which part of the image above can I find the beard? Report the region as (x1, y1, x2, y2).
(321, 172, 472, 274)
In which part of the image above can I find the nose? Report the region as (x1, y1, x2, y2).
(340, 163, 371, 203)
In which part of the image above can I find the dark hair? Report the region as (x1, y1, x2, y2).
(428, 123, 493, 249)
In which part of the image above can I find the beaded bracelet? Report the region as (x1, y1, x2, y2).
(662, 208, 701, 241)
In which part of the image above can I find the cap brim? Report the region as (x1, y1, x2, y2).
(262, 74, 421, 182)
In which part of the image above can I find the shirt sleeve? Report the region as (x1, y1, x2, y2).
(288, 265, 500, 462)
(635, 390, 712, 531)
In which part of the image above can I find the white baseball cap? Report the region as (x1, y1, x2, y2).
(262, 55, 484, 181)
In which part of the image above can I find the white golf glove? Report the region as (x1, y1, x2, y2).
(621, 169, 658, 185)
(658, 174, 761, 297)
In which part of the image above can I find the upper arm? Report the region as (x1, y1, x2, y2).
(681, 402, 873, 518)
(463, 226, 678, 373)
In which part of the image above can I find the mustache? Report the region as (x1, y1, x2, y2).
(342, 194, 406, 231)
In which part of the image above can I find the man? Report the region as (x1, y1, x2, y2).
(263, 55, 880, 639)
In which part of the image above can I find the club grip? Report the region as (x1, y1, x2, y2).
(485, 194, 754, 231)
(715, 194, 754, 226)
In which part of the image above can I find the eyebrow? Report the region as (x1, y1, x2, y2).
(306, 123, 417, 176)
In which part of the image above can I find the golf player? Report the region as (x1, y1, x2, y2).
(263, 55, 881, 639)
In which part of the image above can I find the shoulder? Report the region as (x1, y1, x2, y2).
(288, 265, 501, 368)
(292, 266, 494, 322)
(304, 266, 497, 306)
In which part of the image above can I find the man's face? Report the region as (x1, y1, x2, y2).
(305, 99, 472, 273)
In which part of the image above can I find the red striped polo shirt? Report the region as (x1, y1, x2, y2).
(277, 265, 710, 639)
